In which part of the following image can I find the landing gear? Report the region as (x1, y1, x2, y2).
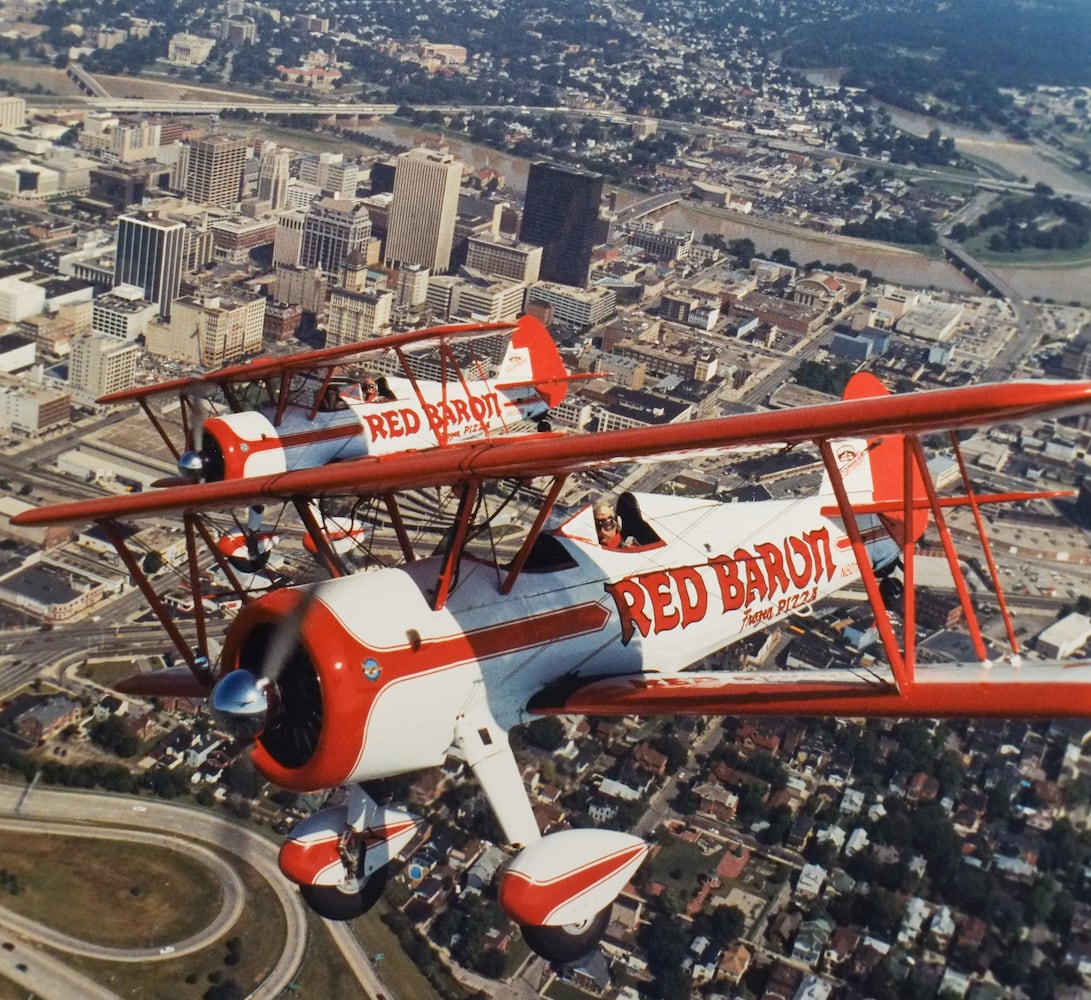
(300, 863, 388, 921)
(277, 785, 423, 923)
(520, 905, 610, 964)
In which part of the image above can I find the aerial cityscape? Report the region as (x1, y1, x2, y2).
(0, 0, 1089, 997)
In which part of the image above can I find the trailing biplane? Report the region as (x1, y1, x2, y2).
(16, 346, 1091, 963)
(100, 314, 570, 484)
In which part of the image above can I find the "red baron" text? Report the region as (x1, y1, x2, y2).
(604, 528, 836, 644)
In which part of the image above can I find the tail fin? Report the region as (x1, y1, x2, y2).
(821, 373, 930, 572)
(496, 315, 569, 410)
(842, 373, 930, 548)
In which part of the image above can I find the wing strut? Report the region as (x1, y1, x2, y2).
(184, 513, 209, 661)
(950, 430, 1020, 656)
(98, 519, 208, 679)
(819, 440, 912, 690)
(907, 435, 989, 662)
(294, 499, 347, 579)
(142, 397, 182, 461)
(382, 492, 417, 563)
(502, 475, 568, 595)
(434, 481, 479, 611)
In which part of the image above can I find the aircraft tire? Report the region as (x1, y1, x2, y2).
(520, 905, 610, 964)
(299, 864, 388, 921)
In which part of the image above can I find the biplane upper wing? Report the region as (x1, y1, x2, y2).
(96, 320, 521, 405)
(16, 377, 1091, 527)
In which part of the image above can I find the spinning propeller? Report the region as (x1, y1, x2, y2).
(210, 584, 326, 764)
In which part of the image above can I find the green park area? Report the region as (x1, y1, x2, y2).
(0, 829, 292, 998)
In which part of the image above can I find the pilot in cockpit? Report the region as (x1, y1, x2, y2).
(594, 499, 634, 549)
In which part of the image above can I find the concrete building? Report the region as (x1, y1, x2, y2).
(273, 209, 306, 266)
(0, 277, 46, 323)
(0, 372, 70, 435)
(427, 271, 526, 323)
(526, 281, 616, 332)
(1037, 613, 1091, 659)
(147, 289, 264, 366)
(168, 32, 216, 66)
(299, 152, 359, 199)
(92, 285, 157, 341)
(0, 160, 60, 200)
(0, 332, 35, 373)
(184, 134, 247, 208)
(466, 233, 542, 283)
(114, 211, 185, 320)
(210, 215, 276, 264)
(325, 288, 394, 346)
(395, 263, 430, 308)
(69, 330, 140, 401)
(386, 148, 463, 273)
(300, 198, 372, 277)
(256, 143, 291, 210)
(0, 96, 26, 128)
(274, 264, 328, 315)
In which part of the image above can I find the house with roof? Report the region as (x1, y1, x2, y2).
(13, 695, 81, 743)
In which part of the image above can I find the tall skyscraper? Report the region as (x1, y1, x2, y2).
(184, 134, 247, 208)
(519, 162, 604, 288)
(114, 211, 185, 320)
(299, 198, 371, 277)
(257, 142, 291, 210)
(385, 148, 463, 274)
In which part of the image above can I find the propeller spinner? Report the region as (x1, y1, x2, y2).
(210, 669, 271, 742)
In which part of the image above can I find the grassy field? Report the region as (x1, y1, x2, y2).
(0, 830, 222, 947)
(0, 828, 294, 999)
(643, 835, 724, 904)
(963, 230, 1091, 267)
(353, 898, 445, 1000)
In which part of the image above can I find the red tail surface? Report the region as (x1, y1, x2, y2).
(843, 372, 930, 547)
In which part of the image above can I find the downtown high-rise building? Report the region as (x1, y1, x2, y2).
(299, 198, 372, 277)
(114, 211, 185, 320)
(256, 142, 291, 210)
(519, 162, 604, 288)
(385, 148, 463, 274)
(184, 134, 247, 208)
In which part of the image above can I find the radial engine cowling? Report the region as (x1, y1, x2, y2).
(217, 584, 377, 792)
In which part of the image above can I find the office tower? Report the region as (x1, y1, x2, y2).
(519, 162, 604, 288)
(326, 287, 394, 346)
(184, 134, 247, 208)
(69, 331, 140, 400)
(385, 148, 462, 274)
(300, 197, 371, 277)
(466, 233, 542, 284)
(396, 263, 430, 308)
(257, 143, 291, 210)
(114, 211, 185, 320)
(273, 209, 306, 266)
(299, 151, 359, 199)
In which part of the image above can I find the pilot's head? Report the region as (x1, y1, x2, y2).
(362, 379, 378, 401)
(593, 499, 620, 547)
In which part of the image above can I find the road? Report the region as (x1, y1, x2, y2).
(0, 785, 387, 999)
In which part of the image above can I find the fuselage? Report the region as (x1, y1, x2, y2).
(228, 492, 860, 791)
(199, 376, 549, 481)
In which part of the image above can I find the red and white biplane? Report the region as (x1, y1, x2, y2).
(17, 321, 1091, 962)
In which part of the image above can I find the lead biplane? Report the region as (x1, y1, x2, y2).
(16, 325, 1091, 963)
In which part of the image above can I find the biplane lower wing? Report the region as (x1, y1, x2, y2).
(15, 378, 1091, 528)
(528, 662, 1091, 719)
